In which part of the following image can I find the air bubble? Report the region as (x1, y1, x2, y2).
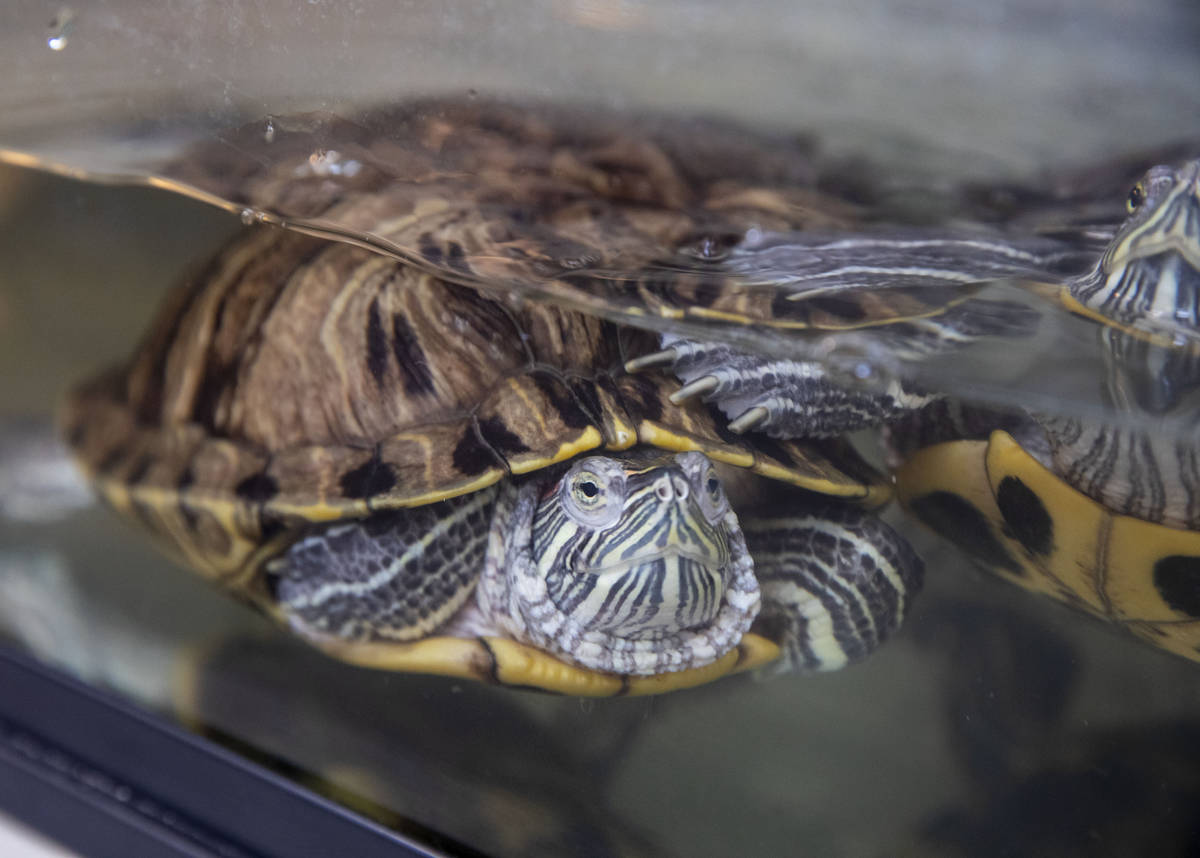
(263, 118, 276, 144)
(47, 8, 73, 51)
(240, 208, 257, 225)
(300, 148, 362, 178)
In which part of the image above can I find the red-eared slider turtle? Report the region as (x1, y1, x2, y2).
(62, 102, 931, 696)
(608, 155, 1200, 662)
(890, 160, 1200, 662)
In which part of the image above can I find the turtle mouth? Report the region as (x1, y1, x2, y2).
(582, 546, 726, 578)
(560, 551, 733, 640)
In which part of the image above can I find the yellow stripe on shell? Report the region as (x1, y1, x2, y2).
(509, 376, 553, 436)
(748, 457, 884, 503)
(360, 469, 505, 508)
(638, 419, 886, 502)
(506, 425, 607, 474)
(267, 498, 370, 521)
(94, 476, 267, 581)
(636, 421, 754, 467)
(318, 254, 397, 401)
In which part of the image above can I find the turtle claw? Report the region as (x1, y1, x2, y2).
(640, 334, 929, 439)
(728, 406, 770, 434)
(625, 349, 678, 372)
(670, 375, 720, 404)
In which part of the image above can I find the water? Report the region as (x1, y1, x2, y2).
(3, 106, 1200, 857)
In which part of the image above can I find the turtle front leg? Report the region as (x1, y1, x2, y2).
(741, 499, 923, 674)
(265, 491, 496, 645)
(629, 335, 935, 439)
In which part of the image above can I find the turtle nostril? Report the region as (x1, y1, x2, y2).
(672, 476, 689, 499)
(655, 477, 673, 501)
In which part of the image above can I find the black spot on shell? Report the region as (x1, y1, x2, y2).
(258, 516, 287, 546)
(365, 297, 389, 386)
(619, 374, 665, 423)
(453, 428, 502, 476)
(124, 453, 154, 485)
(445, 241, 470, 272)
(771, 289, 812, 324)
(689, 273, 727, 307)
(1154, 556, 1200, 618)
(638, 270, 677, 303)
(95, 440, 132, 475)
(235, 472, 280, 502)
(568, 379, 603, 424)
(418, 232, 442, 266)
(391, 313, 435, 395)
(806, 295, 868, 323)
(996, 476, 1054, 557)
(909, 490, 1024, 576)
(533, 375, 592, 429)
(339, 455, 398, 499)
(478, 416, 531, 457)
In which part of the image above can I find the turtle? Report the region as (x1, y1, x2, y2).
(145, 99, 1106, 445)
(61, 101, 936, 696)
(884, 159, 1200, 662)
(591, 155, 1200, 662)
(63, 99, 1187, 685)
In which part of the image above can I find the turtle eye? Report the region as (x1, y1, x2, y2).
(560, 464, 626, 528)
(697, 466, 729, 523)
(572, 472, 603, 506)
(1127, 182, 1146, 213)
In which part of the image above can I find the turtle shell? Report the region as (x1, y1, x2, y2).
(62, 100, 972, 694)
(62, 220, 890, 694)
(155, 98, 1083, 340)
(896, 430, 1200, 664)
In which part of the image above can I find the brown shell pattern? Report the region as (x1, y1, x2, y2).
(64, 223, 884, 590)
(158, 99, 969, 332)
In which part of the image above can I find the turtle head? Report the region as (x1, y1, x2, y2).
(515, 450, 760, 675)
(1069, 160, 1200, 339)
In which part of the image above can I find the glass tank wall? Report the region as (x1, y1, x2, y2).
(2, 1, 1200, 855)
